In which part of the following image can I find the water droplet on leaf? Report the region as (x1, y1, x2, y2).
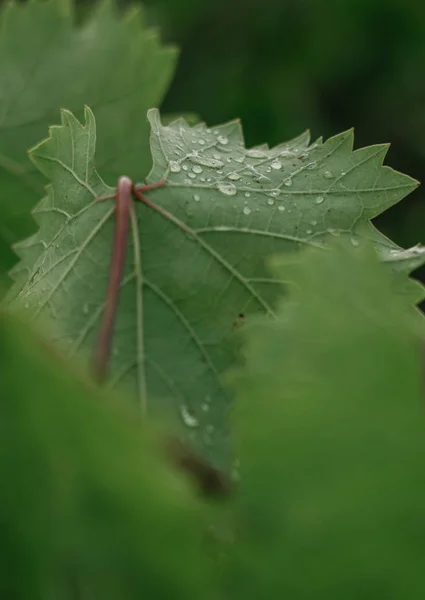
(180, 405, 199, 428)
(169, 161, 181, 173)
(217, 182, 237, 196)
(246, 149, 268, 159)
(190, 155, 224, 168)
(315, 196, 324, 204)
(271, 159, 282, 170)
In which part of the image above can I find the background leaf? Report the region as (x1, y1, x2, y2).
(6, 108, 425, 467)
(0, 0, 177, 287)
(227, 240, 425, 599)
(0, 308, 213, 600)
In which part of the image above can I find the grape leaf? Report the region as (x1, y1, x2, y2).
(0, 0, 176, 284)
(227, 240, 425, 599)
(6, 108, 425, 466)
(0, 310, 213, 600)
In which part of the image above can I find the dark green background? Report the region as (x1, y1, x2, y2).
(111, 0, 425, 285)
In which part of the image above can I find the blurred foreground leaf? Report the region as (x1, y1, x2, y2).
(0, 310, 212, 600)
(228, 241, 425, 599)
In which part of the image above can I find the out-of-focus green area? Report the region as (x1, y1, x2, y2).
(129, 0, 425, 254)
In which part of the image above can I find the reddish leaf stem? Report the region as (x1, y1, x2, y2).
(93, 177, 166, 383)
(93, 176, 133, 382)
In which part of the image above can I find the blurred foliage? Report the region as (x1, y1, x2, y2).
(3, 239, 425, 598)
(0, 309, 214, 600)
(227, 240, 425, 598)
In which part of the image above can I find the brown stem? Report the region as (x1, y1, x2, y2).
(92, 176, 133, 383)
(92, 178, 166, 383)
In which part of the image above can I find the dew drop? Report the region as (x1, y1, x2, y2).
(169, 161, 181, 173)
(246, 149, 268, 159)
(182, 164, 188, 171)
(267, 198, 275, 206)
(245, 192, 251, 198)
(243, 206, 251, 215)
(310, 220, 317, 226)
(180, 405, 199, 428)
(284, 177, 293, 187)
(194, 194, 200, 202)
(271, 159, 282, 170)
(202, 403, 210, 412)
(228, 172, 240, 181)
(324, 170, 334, 179)
(192, 165, 203, 174)
(307, 161, 318, 170)
(350, 236, 360, 247)
(217, 182, 237, 196)
(306, 229, 312, 234)
(213, 153, 222, 160)
(217, 135, 229, 145)
(278, 205, 285, 212)
(190, 155, 224, 168)
(188, 172, 196, 179)
(198, 139, 205, 145)
(315, 196, 324, 204)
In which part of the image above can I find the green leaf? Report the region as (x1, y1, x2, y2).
(0, 0, 177, 285)
(227, 240, 425, 599)
(0, 309, 213, 600)
(6, 108, 425, 467)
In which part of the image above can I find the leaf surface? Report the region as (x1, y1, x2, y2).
(0, 0, 176, 284)
(7, 108, 425, 465)
(227, 240, 425, 599)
